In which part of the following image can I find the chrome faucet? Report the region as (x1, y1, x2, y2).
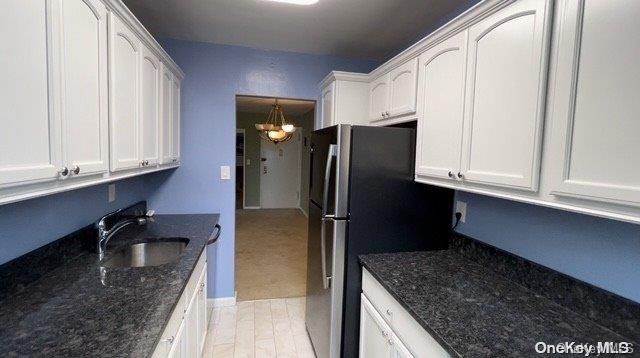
(96, 214, 147, 260)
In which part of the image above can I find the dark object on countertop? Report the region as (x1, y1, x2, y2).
(359, 237, 639, 357)
(207, 223, 222, 245)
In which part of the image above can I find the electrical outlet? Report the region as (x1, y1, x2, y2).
(220, 165, 231, 180)
(108, 184, 116, 203)
(246, 159, 251, 166)
(455, 200, 467, 223)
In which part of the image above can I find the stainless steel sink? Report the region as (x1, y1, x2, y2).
(101, 239, 189, 268)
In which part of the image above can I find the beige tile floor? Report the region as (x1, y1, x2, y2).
(235, 209, 308, 301)
(203, 297, 316, 357)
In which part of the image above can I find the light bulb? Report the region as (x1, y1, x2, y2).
(282, 124, 295, 133)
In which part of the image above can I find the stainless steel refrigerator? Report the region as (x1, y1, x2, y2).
(305, 124, 453, 358)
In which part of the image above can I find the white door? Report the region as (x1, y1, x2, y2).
(184, 292, 197, 358)
(0, 0, 62, 187)
(549, 0, 640, 208)
(140, 46, 160, 166)
(369, 74, 389, 121)
(167, 319, 185, 358)
(359, 295, 394, 358)
(321, 82, 335, 128)
(388, 58, 418, 118)
(260, 131, 301, 208)
(172, 78, 181, 163)
(59, 0, 109, 177)
(460, 0, 552, 191)
(415, 31, 467, 181)
(109, 15, 141, 171)
(160, 66, 174, 164)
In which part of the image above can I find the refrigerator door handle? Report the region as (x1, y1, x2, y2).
(321, 144, 337, 219)
(320, 218, 331, 289)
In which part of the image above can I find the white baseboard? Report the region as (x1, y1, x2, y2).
(207, 296, 236, 308)
(243, 206, 261, 209)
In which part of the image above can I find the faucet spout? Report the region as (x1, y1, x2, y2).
(96, 216, 147, 260)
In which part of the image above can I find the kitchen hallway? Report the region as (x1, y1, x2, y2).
(235, 209, 308, 301)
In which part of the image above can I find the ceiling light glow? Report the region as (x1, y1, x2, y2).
(263, 0, 319, 5)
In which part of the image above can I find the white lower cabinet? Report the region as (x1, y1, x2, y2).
(361, 269, 449, 358)
(153, 251, 207, 358)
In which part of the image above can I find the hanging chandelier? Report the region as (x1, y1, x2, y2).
(255, 99, 296, 144)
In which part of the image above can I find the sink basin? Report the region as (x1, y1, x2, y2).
(101, 238, 189, 268)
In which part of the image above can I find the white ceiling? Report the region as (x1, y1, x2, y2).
(122, 0, 473, 61)
(236, 96, 315, 116)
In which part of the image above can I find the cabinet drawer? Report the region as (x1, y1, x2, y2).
(362, 269, 449, 358)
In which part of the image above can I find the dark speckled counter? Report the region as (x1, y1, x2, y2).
(359, 251, 636, 357)
(0, 214, 219, 358)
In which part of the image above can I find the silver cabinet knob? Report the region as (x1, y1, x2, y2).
(388, 339, 394, 345)
(457, 172, 464, 179)
(385, 111, 390, 116)
(71, 165, 80, 175)
(448, 171, 454, 178)
(162, 336, 174, 344)
(58, 167, 69, 177)
(200, 283, 205, 287)
(386, 308, 393, 316)
(381, 330, 388, 338)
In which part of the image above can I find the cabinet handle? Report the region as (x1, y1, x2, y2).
(162, 336, 174, 344)
(58, 167, 69, 177)
(71, 165, 80, 175)
(144, 160, 149, 166)
(385, 111, 390, 117)
(388, 339, 394, 346)
(448, 171, 454, 178)
(381, 112, 385, 118)
(381, 330, 388, 338)
(386, 308, 393, 316)
(457, 172, 464, 179)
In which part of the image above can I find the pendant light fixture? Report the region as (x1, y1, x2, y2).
(255, 99, 296, 144)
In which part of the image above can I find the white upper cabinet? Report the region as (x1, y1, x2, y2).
(460, 0, 552, 191)
(172, 78, 181, 163)
(387, 58, 418, 118)
(160, 65, 174, 164)
(415, 31, 467, 181)
(109, 14, 141, 172)
(140, 46, 160, 166)
(549, 0, 640, 208)
(0, 1, 61, 187)
(369, 74, 390, 121)
(320, 81, 335, 128)
(58, 0, 110, 177)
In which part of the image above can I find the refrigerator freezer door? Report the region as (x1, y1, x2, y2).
(306, 203, 346, 358)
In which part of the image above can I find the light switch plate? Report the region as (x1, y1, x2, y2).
(108, 184, 116, 203)
(221, 165, 231, 180)
(455, 201, 467, 223)
(246, 159, 251, 166)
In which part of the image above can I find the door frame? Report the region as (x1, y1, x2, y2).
(259, 129, 302, 209)
(236, 129, 248, 209)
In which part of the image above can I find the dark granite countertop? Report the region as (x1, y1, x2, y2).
(0, 214, 219, 358)
(359, 251, 635, 357)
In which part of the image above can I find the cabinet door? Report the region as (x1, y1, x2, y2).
(369, 74, 389, 121)
(388, 58, 418, 118)
(0, 0, 61, 187)
(415, 31, 467, 181)
(140, 46, 160, 166)
(460, 0, 552, 191)
(391, 334, 414, 358)
(171, 78, 181, 163)
(59, 0, 109, 177)
(321, 82, 335, 128)
(549, 0, 640, 207)
(167, 319, 185, 358)
(160, 66, 174, 164)
(109, 15, 141, 172)
(360, 295, 393, 358)
(184, 293, 198, 358)
(196, 267, 207, 355)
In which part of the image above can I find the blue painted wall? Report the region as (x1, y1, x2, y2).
(148, 39, 379, 299)
(0, 175, 160, 265)
(455, 191, 640, 303)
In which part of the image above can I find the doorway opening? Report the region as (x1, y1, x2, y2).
(235, 95, 315, 302)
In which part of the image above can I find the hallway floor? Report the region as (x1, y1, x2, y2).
(203, 298, 315, 357)
(235, 209, 308, 301)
